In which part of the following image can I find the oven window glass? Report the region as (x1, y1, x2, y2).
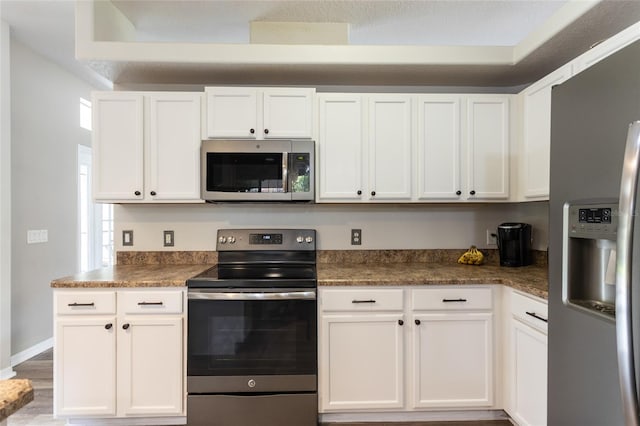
(188, 298, 317, 376)
(207, 153, 284, 193)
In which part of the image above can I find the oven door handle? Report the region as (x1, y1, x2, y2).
(188, 290, 316, 301)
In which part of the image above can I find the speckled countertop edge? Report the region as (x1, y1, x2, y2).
(0, 379, 33, 421)
(51, 261, 547, 299)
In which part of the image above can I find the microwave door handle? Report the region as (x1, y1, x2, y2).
(282, 152, 289, 193)
(617, 120, 640, 426)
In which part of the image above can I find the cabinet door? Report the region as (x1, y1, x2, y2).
(521, 65, 572, 199)
(320, 314, 404, 411)
(205, 87, 258, 138)
(147, 93, 202, 202)
(368, 96, 413, 200)
(263, 88, 314, 139)
(417, 96, 462, 200)
(412, 312, 493, 408)
(54, 316, 116, 417)
(466, 97, 510, 200)
(118, 316, 184, 416)
(510, 319, 547, 426)
(92, 93, 144, 201)
(317, 94, 365, 201)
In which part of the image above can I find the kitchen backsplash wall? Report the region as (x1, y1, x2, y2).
(114, 201, 548, 252)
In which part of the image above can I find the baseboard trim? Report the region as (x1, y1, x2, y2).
(0, 365, 16, 379)
(11, 337, 53, 366)
(319, 409, 510, 423)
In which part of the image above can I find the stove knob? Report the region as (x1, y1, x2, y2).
(228, 236, 236, 244)
(296, 236, 304, 243)
(218, 236, 227, 244)
(305, 236, 313, 244)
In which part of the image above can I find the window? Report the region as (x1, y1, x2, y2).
(80, 97, 92, 131)
(78, 145, 113, 272)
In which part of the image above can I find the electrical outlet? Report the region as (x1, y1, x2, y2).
(122, 230, 134, 246)
(164, 230, 175, 247)
(486, 229, 497, 246)
(351, 229, 362, 245)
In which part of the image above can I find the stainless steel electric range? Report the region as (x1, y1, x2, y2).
(186, 229, 317, 426)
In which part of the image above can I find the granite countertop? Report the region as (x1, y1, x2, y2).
(50, 264, 213, 288)
(318, 262, 548, 299)
(0, 379, 33, 421)
(51, 261, 547, 299)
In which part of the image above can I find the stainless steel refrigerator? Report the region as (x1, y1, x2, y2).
(549, 39, 640, 425)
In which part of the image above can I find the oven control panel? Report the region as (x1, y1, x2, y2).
(216, 229, 316, 251)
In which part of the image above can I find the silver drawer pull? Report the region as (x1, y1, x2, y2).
(526, 311, 548, 323)
(68, 302, 95, 307)
(442, 298, 467, 303)
(352, 299, 376, 304)
(137, 301, 164, 306)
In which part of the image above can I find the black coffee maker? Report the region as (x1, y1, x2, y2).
(497, 223, 532, 267)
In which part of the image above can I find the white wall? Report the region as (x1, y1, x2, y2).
(10, 40, 94, 356)
(115, 201, 548, 252)
(0, 20, 13, 378)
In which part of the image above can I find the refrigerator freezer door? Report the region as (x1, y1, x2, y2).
(616, 121, 640, 426)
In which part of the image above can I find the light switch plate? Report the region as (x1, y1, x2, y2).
(164, 230, 174, 247)
(122, 230, 134, 246)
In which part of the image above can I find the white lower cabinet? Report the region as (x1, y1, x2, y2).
(321, 314, 404, 410)
(319, 286, 495, 414)
(505, 289, 548, 426)
(54, 289, 184, 420)
(412, 312, 493, 408)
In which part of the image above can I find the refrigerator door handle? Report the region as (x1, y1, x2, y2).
(616, 121, 640, 426)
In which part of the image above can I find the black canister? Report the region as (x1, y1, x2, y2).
(497, 223, 532, 267)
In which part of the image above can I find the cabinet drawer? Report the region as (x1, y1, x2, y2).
(55, 291, 116, 315)
(511, 291, 548, 333)
(118, 290, 183, 315)
(412, 287, 492, 310)
(321, 288, 404, 312)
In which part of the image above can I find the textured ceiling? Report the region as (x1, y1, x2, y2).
(111, 0, 566, 46)
(2, 1, 640, 88)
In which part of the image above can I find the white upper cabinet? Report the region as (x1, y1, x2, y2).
(466, 96, 510, 200)
(520, 65, 572, 200)
(205, 87, 258, 138)
(262, 88, 315, 139)
(93, 93, 144, 201)
(417, 96, 462, 200)
(317, 94, 365, 201)
(368, 95, 413, 201)
(92, 91, 203, 203)
(205, 87, 315, 139)
(147, 93, 202, 201)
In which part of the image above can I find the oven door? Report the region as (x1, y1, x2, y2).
(187, 288, 317, 393)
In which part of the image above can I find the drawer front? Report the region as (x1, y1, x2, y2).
(412, 287, 493, 311)
(320, 288, 404, 312)
(511, 290, 548, 333)
(118, 290, 184, 315)
(55, 291, 116, 315)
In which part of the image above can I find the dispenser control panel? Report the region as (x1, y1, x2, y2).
(567, 202, 617, 240)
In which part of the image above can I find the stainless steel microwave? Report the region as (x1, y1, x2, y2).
(201, 140, 315, 202)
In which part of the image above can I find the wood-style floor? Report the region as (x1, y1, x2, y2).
(7, 349, 513, 426)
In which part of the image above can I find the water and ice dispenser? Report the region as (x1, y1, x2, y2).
(563, 201, 618, 321)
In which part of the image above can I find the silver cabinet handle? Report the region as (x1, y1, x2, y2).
(68, 302, 95, 307)
(352, 299, 376, 304)
(616, 121, 640, 426)
(137, 301, 164, 306)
